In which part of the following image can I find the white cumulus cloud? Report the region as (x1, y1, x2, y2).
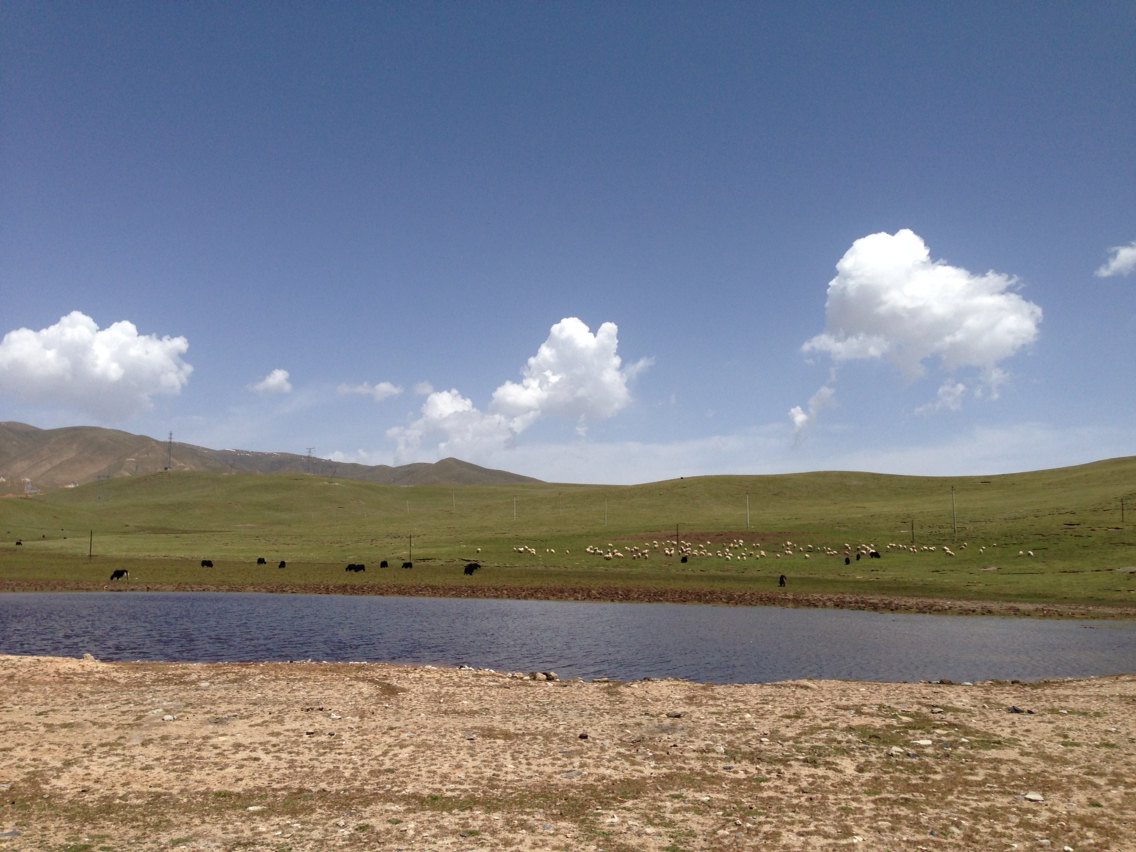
(0, 311, 192, 421)
(250, 368, 292, 394)
(794, 229, 1041, 433)
(388, 317, 650, 460)
(492, 317, 652, 434)
(1095, 237, 1136, 277)
(338, 380, 403, 402)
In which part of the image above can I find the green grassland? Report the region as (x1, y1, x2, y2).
(2, 458, 1135, 614)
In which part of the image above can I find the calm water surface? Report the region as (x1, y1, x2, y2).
(1, 592, 1133, 683)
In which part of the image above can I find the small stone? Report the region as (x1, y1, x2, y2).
(247, 805, 266, 812)
(911, 739, 933, 747)
(162, 714, 176, 722)
(1024, 792, 1045, 802)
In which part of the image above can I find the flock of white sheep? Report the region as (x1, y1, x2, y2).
(503, 537, 1040, 563)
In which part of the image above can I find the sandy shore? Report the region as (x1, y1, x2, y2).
(1, 654, 1133, 851)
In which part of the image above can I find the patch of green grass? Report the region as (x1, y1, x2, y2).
(3, 459, 1135, 611)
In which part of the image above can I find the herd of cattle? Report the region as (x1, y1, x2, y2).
(107, 558, 480, 581)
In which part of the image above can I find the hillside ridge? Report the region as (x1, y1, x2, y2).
(0, 422, 540, 492)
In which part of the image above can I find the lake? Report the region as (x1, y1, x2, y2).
(1, 592, 1133, 683)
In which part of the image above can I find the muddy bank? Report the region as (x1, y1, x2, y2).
(3, 576, 1134, 621)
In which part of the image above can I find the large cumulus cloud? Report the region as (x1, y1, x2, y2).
(0, 311, 192, 421)
(388, 317, 651, 459)
(792, 230, 1041, 435)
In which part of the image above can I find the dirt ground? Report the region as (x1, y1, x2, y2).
(1, 655, 1133, 851)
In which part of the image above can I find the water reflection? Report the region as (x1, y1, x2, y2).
(1, 592, 1132, 683)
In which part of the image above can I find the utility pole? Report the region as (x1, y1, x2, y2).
(951, 485, 957, 539)
(746, 492, 751, 530)
(166, 432, 173, 470)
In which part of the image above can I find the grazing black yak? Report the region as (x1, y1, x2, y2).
(464, 562, 480, 575)
(109, 569, 128, 581)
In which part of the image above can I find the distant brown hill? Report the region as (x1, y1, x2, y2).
(0, 422, 540, 492)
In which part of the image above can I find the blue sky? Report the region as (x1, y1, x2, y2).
(2, 2, 1133, 484)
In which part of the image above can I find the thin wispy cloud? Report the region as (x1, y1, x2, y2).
(793, 229, 1042, 437)
(788, 377, 836, 442)
(0, 311, 192, 421)
(1095, 237, 1136, 278)
(250, 369, 292, 394)
(388, 317, 651, 461)
(338, 380, 403, 402)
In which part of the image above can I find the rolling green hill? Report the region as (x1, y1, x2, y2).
(2, 457, 1134, 613)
